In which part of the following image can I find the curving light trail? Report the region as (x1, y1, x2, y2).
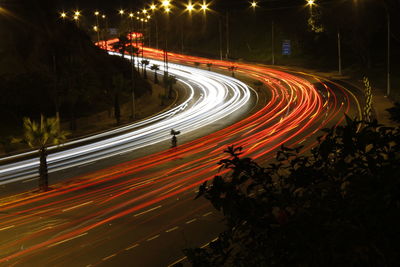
(0, 41, 362, 265)
(0, 56, 251, 185)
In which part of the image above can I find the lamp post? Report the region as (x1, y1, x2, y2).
(338, 29, 342, 75)
(73, 10, 81, 27)
(386, 10, 391, 97)
(150, 4, 158, 48)
(94, 11, 101, 44)
(101, 14, 109, 49)
(128, 12, 136, 119)
(162, 0, 171, 77)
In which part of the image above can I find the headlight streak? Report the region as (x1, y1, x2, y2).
(0, 57, 251, 185)
(0, 42, 363, 264)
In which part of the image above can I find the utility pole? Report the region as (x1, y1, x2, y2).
(338, 29, 342, 75)
(271, 20, 275, 65)
(219, 18, 223, 60)
(387, 12, 391, 97)
(129, 16, 136, 120)
(226, 12, 230, 59)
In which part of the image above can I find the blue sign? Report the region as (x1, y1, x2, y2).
(282, 40, 291, 56)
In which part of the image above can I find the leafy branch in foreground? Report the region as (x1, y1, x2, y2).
(185, 117, 400, 267)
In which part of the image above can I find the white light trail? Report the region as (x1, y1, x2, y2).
(0, 55, 252, 185)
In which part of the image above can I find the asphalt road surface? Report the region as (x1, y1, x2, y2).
(0, 47, 363, 266)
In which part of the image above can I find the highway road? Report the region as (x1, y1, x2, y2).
(0, 46, 363, 266)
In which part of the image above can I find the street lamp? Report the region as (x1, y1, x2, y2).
(250, 1, 258, 9)
(60, 12, 67, 19)
(200, 3, 209, 13)
(94, 11, 101, 44)
(73, 10, 81, 26)
(186, 3, 194, 13)
(162, 0, 171, 8)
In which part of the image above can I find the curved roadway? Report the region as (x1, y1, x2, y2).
(0, 48, 362, 266)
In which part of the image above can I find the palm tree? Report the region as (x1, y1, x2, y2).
(166, 75, 177, 99)
(126, 44, 140, 71)
(112, 74, 126, 124)
(15, 115, 68, 191)
(170, 129, 181, 148)
(150, 64, 160, 84)
(206, 62, 213, 71)
(112, 34, 130, 57)
(141, 59, 150, 79)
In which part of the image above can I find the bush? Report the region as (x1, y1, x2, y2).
(185, 118, 400, 267)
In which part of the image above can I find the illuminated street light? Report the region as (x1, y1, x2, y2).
(119, 9, 125, 15)
(60, 12, 67, 19)
(186, 3, 194, 12)
(150, 4, 157, 10)
(74, 10, 81, 17)
(129, 13, 134, 18)
(93, 25, 99, 31)
(201, 3, 208, 12)
(307, 0, 315, 6)
(94, 11, 100, 16)
(250, 1, 258, 8)
(143, 9, 148, 14)
(102, 14, 106, 19)
(162, 0, 171, 7)
(147, 15, 151, 19)
(165, 7, 171, 13)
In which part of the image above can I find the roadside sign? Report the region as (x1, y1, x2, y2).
(282, 40, 291, 55)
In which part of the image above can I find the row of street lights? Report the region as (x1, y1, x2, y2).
(59, 0, 391, 97)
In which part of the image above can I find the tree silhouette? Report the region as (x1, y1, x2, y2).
(13, 115, 68, 191)
(141, 59, 150, 79)
(150, 64, 160, 84)
(387, 103, 400, 123)
(186, 118, 400, 266)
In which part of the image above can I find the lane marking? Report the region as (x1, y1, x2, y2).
(125, 244, 139, 251)
(168, 237, 219, 266)
(165, 226, 179, 233)
(62, 201, 93, 212)
(47, 232, 88, 248)
(186, 218, 197, 224)
(0, 225, 15, 231)
(78, 162, 96, 168)
(167, 256, 187, 267)
(147, 235, 160, 241)
(203, 212, 213, 217)
(133, 205, 162, 217)
(102, 254, 116, 261)
(129, 180, 154, 190)
(22, 178, 36, 184)
(159, 185, 182, 196)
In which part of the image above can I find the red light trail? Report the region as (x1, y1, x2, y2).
(0, 40, 362, 265)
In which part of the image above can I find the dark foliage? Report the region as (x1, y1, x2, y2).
(0, 1, 150, 133)
(387, 103, 400, 123)
(185, 118, 400, 267)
